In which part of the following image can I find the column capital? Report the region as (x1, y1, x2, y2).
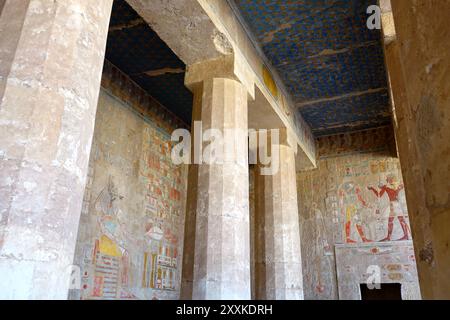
(185, 54, 255, 100)
(278, 128, 298, 153)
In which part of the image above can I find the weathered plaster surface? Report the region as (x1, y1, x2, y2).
(297, 131, 420, 300)
(335, 242, 421, 300)
(385, 0, 450, 299)
(70, 63, 188, 300)
(0, 0, 112, 299)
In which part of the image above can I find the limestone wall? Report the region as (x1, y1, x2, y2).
(385, 0, 450, 299)
(70, 63, 188, 300)
(297, 128, 420, 300)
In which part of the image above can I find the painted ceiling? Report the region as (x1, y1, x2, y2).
(106, 0, 192, 124)
(232, 0, 391, 136)
(108, 0, 391, 137)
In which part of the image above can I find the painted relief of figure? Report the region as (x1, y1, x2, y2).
(339, 181, 372, 243)
(368, 174, 409, 241)
(94, 177, 132, 290)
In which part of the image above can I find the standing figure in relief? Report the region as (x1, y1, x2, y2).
(368, 174, 409, 241)
(339, 181, 372, 243)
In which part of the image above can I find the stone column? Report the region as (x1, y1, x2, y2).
(182, 74, 251, 300)
(254, 129, 303, 300)
(0, 0, 113, 299)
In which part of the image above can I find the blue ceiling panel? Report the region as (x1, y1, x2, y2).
(109, 0, 141, 26)
(300, 89, 391, 136)
(133, 73, 193, 124)
(105, 0, 192, 124)
(233, 0, 391, 136)
(277, 44, 388, 102)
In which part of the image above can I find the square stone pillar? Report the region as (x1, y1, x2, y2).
(180, 83, 202, 300)
(254, 129, 304, 300)
(0, 0, 113, 299)
(384, 0, 450, 299)
(181, 77, 251, 300)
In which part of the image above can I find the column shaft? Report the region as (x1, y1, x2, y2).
(255, 133, 303, 300)
(0, 0, 113, 299)
(185, 78, 251, 300)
